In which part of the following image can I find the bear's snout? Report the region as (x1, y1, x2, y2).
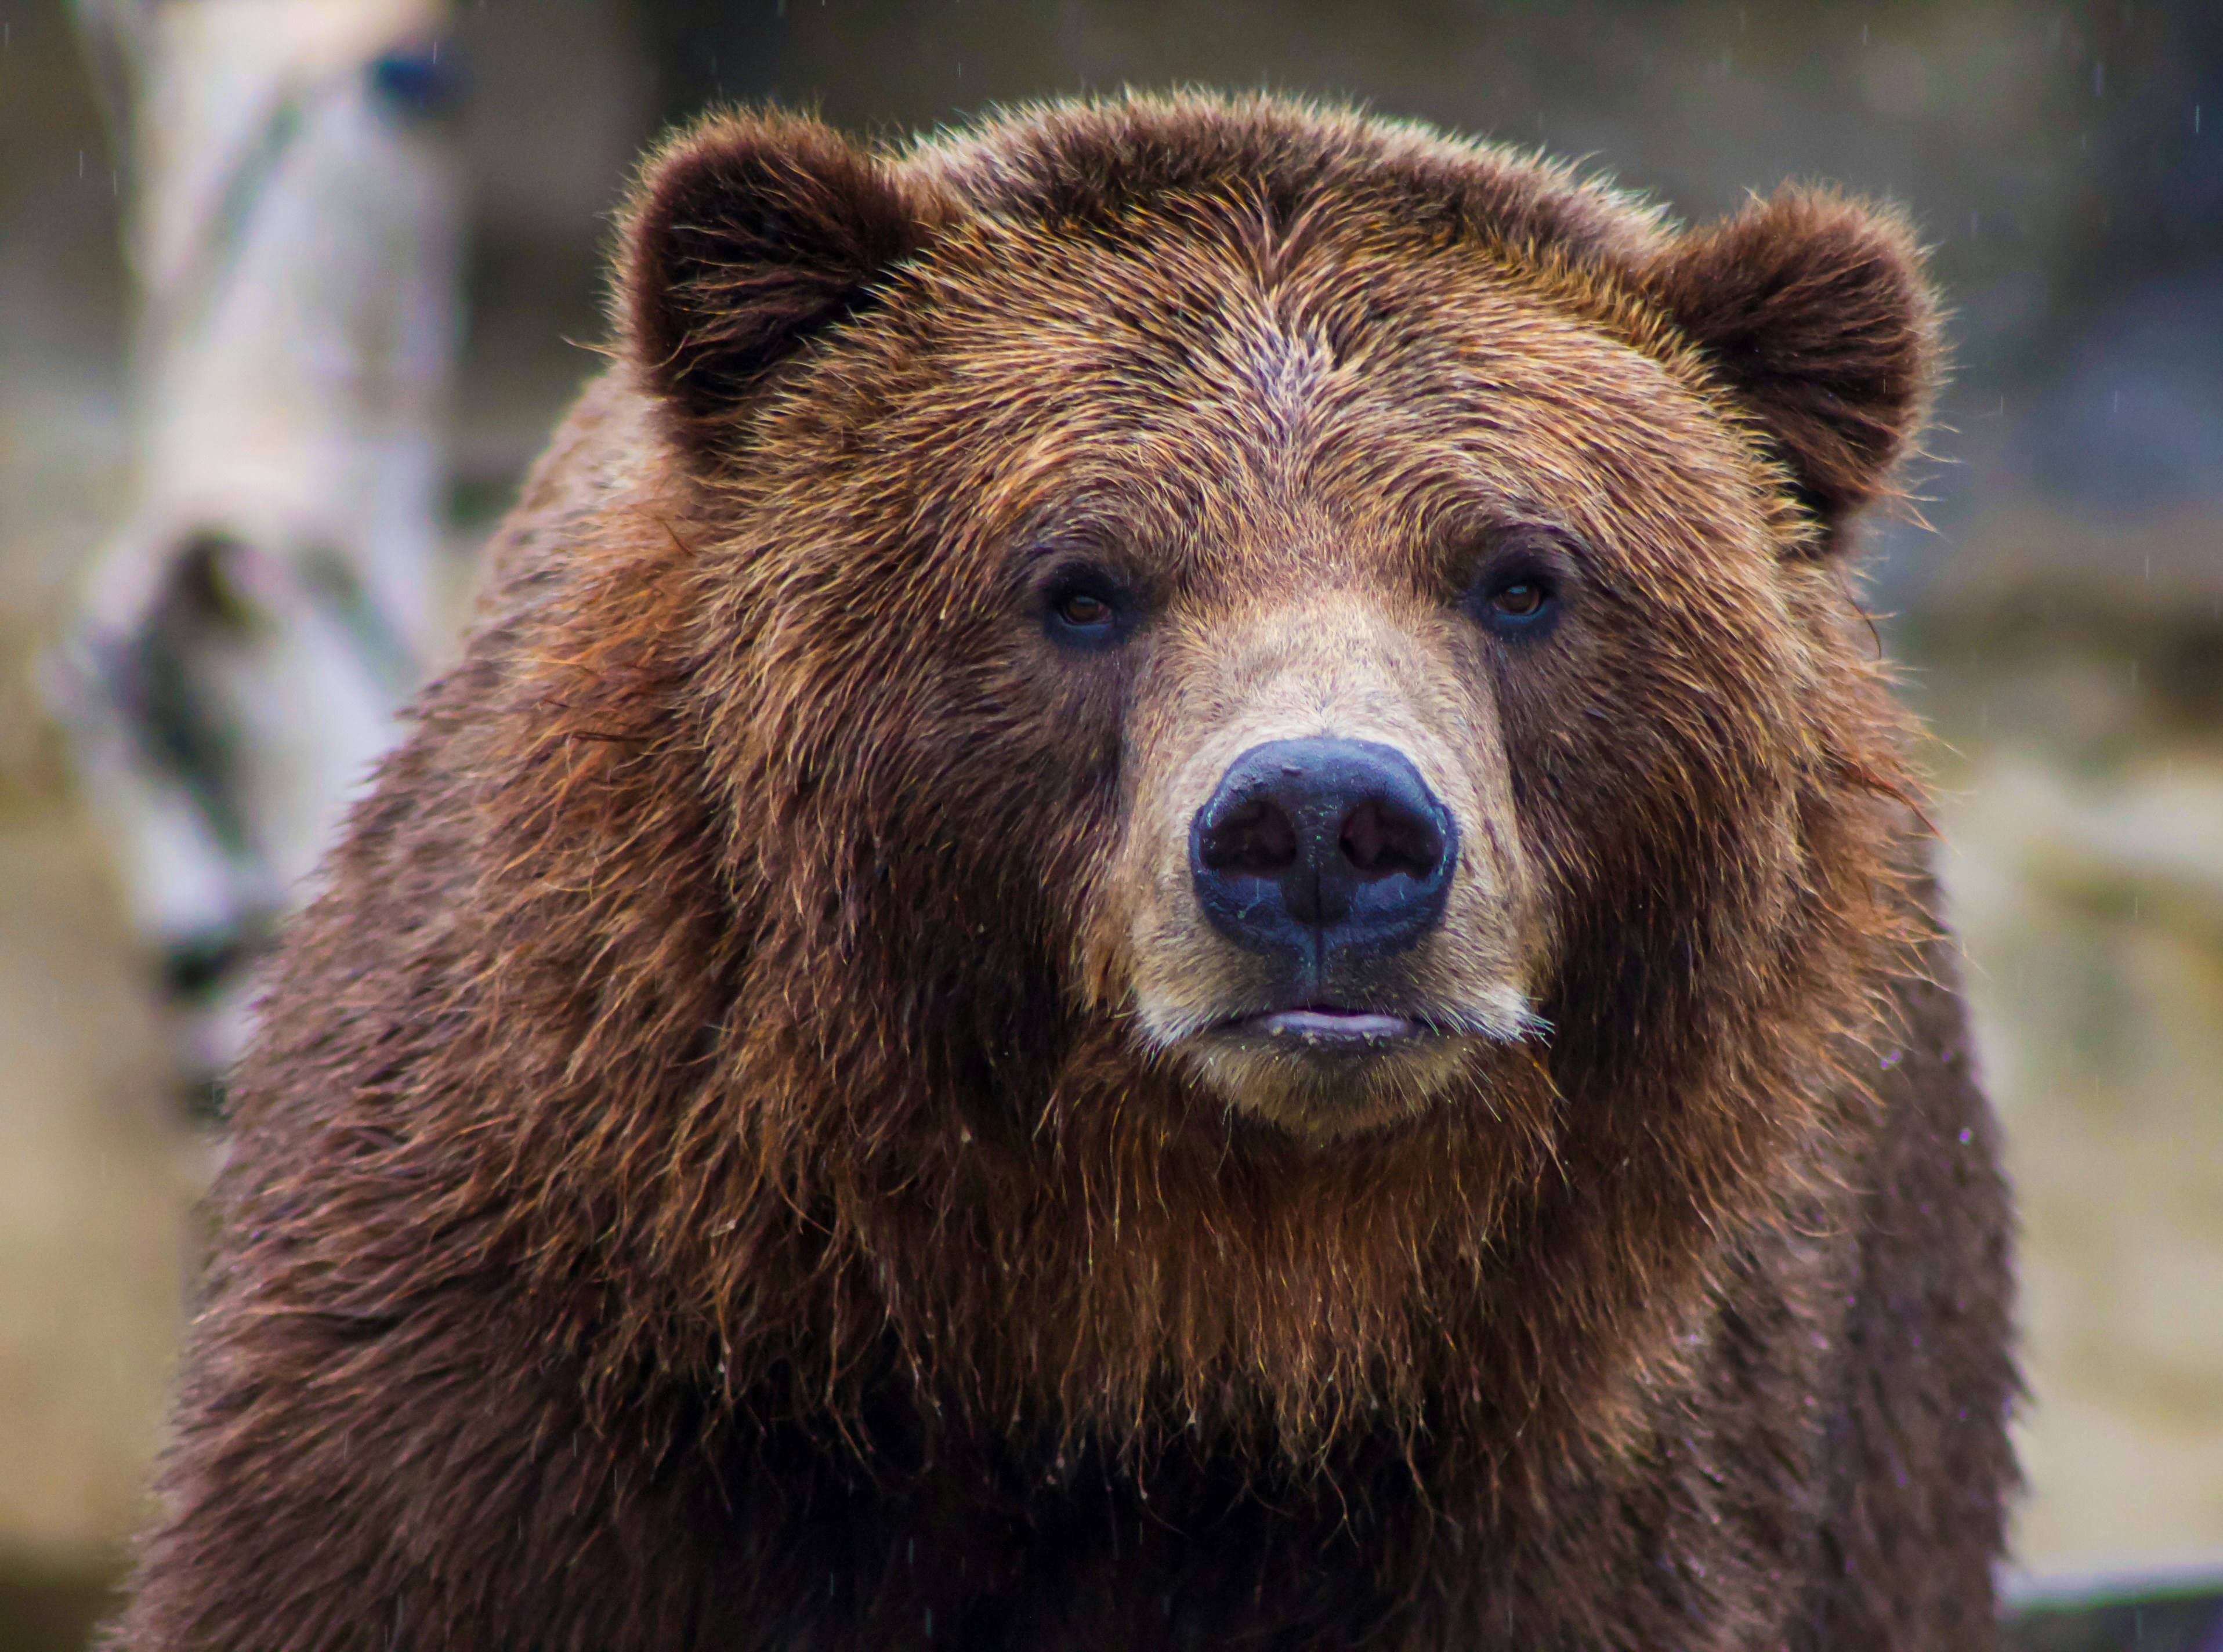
(1107, 595, 1545, 1132)
(1189, 737, 1456, 975)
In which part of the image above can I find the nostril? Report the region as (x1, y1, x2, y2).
(1201, 797, 1298, 873)
(1339, 797, 1442, 881)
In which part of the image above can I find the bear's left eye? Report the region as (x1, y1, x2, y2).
(1042, 569, 1135, 650)
(1487, 580, 1547, 619)
(1462, 527, 1578, 639)
(1465, 565, 1562, 637)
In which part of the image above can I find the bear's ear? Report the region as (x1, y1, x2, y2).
(1641, 188, 1939, 546)
(621, 112, 939, 465)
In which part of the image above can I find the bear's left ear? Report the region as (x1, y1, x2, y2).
(1640, 187, 1939, 546)
(621, 111, 943, 466)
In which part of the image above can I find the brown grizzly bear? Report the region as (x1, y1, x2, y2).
(113, 93, 2016, 1651)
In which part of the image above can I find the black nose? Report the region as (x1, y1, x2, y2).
(1190, 738, 1456, 968)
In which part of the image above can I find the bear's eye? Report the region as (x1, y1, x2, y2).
(1463, 527, 1578, 639)
(1042, 569, 1135, 651)
(1489, 581, 1545, 618)
(1469, 567, 1561, 636)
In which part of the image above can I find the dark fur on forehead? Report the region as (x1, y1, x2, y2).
(909, 96, 1936, 543)
(916, 97, 1937, 545)
(909, 92, 1666, 267)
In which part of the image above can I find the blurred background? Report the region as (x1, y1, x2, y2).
(2, 1, 2219, 1646)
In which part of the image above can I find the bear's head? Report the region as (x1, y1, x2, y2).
(512, 95, 1933, 1451)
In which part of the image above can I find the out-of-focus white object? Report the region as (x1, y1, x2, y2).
(58, 0, 459, 1083)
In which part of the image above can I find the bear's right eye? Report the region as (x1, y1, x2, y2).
(1058, 592, 1111, 627)
(1042, 570, 1135, 651)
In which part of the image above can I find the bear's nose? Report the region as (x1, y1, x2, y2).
(1190, 738, 1456, 968)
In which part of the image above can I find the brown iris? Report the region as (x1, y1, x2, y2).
(1489, 581, 1545, 618)
(1056, 591, 1113, 627)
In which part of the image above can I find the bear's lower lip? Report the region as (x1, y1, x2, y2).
(1238, 1008, 1423, 1045)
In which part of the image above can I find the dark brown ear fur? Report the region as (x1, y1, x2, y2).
(622, 111, 939, 463)
(1644, 188, 1938, 539)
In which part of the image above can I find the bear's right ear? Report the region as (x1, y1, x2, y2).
(621, 112, 938, 465)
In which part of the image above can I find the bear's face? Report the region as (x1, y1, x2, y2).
(623, 103, 1927, 1152)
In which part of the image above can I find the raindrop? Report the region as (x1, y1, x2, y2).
(2094, 60, 2105, 97)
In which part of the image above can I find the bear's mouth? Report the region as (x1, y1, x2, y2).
(1225, 1005, 1426, 1049)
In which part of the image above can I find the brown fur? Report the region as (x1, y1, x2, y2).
(112, 93, 2015, 1651)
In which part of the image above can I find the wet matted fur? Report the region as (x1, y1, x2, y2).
(113, 93, 2016, 1651)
